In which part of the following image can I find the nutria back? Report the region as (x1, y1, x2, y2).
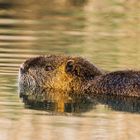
(87, 70, 140, 97)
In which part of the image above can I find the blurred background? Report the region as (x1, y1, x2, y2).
(0, 0, 140, 140)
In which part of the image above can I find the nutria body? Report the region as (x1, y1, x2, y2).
(18, 55, 140, 104)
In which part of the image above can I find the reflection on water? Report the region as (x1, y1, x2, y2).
(19, 87, 97, 114)
(0, 0, 140, 140)
(20, 86, 140, 114)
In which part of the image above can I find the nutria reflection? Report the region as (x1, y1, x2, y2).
(20, 88, 96, 113)
(20, 87, 140, 113)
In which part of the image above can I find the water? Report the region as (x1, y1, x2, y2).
(0, 0, 140, 139)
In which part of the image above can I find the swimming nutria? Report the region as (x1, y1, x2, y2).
(18, 55, 140, 102)
(18, 55, 104, 102)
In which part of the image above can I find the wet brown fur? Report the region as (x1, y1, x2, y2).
(86, 70, 140, 97)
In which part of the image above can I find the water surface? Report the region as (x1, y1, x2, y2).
(0, 0, 140, 140)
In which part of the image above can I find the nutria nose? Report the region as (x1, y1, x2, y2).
(20, 64, 26, 74)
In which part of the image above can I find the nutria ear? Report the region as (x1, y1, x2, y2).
(65, 60, 75, 73)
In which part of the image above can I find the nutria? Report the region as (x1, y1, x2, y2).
(18, 55, 140, 103)
(18, 55, 104, 102)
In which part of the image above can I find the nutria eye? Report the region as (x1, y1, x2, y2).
(66, 60, 74, 72)
(45, 65, 53, 71)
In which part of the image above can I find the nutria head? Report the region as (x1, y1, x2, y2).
(18, 55, 103, 100)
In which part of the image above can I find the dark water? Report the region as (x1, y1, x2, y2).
(0, 0, 140, 140)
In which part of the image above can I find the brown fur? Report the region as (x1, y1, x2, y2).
(86, 70, 140, 97)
